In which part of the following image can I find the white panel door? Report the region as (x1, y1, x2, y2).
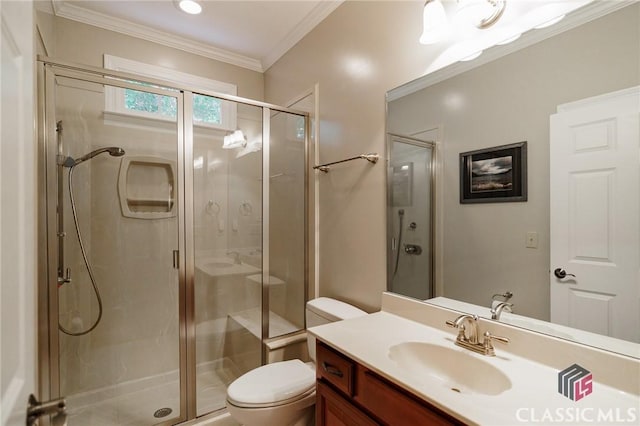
(550, 87, 640, 342)
(1, 0, 36, 425)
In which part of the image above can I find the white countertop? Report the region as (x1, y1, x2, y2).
(309, 311, 639, 425)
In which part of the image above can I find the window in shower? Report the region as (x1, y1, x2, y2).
(104, 54, 237, 129)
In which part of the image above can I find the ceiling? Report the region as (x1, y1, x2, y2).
(40, 0, 344, 72)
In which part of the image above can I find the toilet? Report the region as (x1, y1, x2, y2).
(225, 297, 368, 426)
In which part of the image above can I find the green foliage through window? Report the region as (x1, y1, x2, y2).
(193, 94, 222, 124)
(125, 88, 177, 118)
(124, 88, 222, 125)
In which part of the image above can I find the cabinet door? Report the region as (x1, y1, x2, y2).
(317, 381, 380, 426)
(355, 369, 461, 426)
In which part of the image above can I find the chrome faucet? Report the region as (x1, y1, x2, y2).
(226, 251, 241, 264)
(491, 302, 513, 320)
(446, 314, 509, 356)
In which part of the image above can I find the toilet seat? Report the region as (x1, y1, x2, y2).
(227, 360, 315, 409)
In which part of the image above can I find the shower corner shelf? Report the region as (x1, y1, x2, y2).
(118, 156, 177, 219)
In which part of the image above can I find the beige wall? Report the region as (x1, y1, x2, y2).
(265, 1, 439, 311)
(388, 6, 640, 320)
(264, 2, 640, 313)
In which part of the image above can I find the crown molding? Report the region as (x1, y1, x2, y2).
(387, 0, 635, 102)
(50, 0, 264, 72)
(262, 0, 344, 71)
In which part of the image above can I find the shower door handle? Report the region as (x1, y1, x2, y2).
(27, 394, 67, 426)
(172, 250, 179, 269)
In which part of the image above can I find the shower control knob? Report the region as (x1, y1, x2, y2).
(404, 244, 422, 255)
(57, 267, 72, 286)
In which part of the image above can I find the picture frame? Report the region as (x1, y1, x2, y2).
(459, 141, 527, 204)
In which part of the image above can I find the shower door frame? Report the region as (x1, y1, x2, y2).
(37, 56, 310, 423)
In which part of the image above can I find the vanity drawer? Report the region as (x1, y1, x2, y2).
(317, 341, 355, 396)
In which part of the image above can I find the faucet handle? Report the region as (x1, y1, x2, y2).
(446, 321, 467, 341)
(482, 331, 509, 355)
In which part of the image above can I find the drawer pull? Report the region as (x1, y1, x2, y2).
(322, 361, 344, 378)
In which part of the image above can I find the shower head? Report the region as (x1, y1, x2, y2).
(398, 209, 405, 216)
(63, 147, 125, 167)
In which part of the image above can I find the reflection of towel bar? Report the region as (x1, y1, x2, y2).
(313, 153, 379, 173)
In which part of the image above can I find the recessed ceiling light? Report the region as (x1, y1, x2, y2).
(178, 0, 202, 15)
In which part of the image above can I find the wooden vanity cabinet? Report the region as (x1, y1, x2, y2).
(316, 341, 464, 426)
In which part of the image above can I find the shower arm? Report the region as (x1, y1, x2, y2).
(313, 153, 379, 173)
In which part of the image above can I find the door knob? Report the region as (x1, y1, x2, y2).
(554, 268, 576, 279)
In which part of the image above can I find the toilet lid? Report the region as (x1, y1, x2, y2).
(227, 360, 315, 407)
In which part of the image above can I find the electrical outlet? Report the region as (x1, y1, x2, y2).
(526, 232, 538, 249)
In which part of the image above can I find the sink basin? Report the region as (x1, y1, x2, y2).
(388, 342, 511, 396)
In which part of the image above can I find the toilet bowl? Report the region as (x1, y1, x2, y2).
(225, 298, 367, 426)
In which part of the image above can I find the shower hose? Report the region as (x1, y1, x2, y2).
(58, 164, 104, 336)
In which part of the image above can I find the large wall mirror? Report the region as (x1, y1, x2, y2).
(386, 1, 639, 358)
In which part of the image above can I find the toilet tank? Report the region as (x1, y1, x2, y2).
(306, 297, 367, 362)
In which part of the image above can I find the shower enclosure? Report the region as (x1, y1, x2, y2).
(387, 134, 434, 300)
(37, 57, 308, 425)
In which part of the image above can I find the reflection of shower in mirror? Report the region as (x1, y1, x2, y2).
(387, 134, 435, 300)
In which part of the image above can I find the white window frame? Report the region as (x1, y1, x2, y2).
(104, 54, 237, 130)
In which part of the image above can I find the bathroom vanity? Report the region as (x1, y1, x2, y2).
(316, 340, 461, 425)
(309, 292, 640, 426)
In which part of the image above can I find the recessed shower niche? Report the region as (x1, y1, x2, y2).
(118, 156, 177, 218)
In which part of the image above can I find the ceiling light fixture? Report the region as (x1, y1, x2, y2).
(455, 0, 506, 29)
(420, 0, 450, 45)
(177, 0, 202, 15)
(420, 0, 507, 45)
(420, 0, 580, 65)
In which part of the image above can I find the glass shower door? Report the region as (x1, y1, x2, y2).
(50, 70, 184, 425)
(267, 109, 307, 337)
(192, 98, 264, 416)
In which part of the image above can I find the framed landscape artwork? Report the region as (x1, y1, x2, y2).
(459, 142, 527, 204)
